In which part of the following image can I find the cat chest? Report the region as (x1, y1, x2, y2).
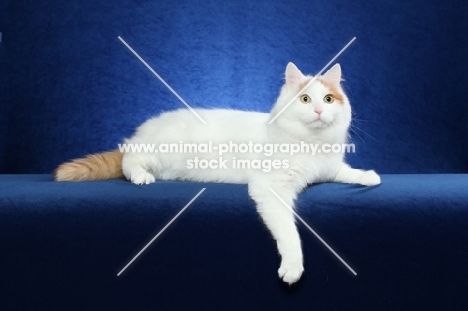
(289, 153, 342, 182)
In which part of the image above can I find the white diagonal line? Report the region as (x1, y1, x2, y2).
(268, 37, 356, 124)
(117, 188, 206, 276)
(268, 188, 357, 276)
(118, 36, 207, 124)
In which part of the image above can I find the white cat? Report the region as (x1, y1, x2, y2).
(55, 62, 380, 284)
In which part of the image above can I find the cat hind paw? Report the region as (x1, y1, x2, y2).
(130, 171, 155, 185)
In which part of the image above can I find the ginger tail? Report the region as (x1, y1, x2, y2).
(54, 149, 124, 181)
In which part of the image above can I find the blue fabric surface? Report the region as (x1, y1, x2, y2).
(2, 0, 468, 174)
(1, 174, 467, 309)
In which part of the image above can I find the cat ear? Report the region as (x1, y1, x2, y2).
(322, 64, 342, 85)
(285, 62, 304, 86)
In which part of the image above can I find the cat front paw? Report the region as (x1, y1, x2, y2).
(359, 170, 381, 186)
(278, 260, 304, 285)
(130, 171, 155, 185)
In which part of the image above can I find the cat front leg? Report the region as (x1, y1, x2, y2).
(333, 163, 381, 186)
(248, 180, 304, 284)
(122, 153, 155, 185)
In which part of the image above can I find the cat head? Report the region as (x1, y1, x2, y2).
(270, 62, 351, 137)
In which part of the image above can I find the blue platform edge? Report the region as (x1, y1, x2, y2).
(1, 174, 467, 310)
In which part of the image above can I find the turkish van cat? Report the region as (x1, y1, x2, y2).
(55, 62, 380, 284)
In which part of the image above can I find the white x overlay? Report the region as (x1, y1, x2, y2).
(118, 36, 207, 124)
(269, 188, 357, 276)
(116, 35, 357, 277)
(117, 188, 206, 276)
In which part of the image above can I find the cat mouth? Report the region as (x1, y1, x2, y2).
(305, 118, 329, 128)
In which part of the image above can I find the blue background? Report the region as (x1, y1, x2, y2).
(1, 0, 467, 174)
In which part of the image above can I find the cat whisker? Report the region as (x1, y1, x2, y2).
(350, 124, 379, 142)
(352, 118, 378, 124)
(349, 127, 365, 143)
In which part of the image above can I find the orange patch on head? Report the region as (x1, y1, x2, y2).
(319, 79, 344, 104)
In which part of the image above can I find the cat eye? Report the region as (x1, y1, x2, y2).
(300, 94, 311, 104)
(323, 94, 334, 104)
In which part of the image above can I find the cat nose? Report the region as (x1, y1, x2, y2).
(314, 108, 323, 115)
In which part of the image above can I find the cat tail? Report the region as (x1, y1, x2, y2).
(54, 150, 124, 181)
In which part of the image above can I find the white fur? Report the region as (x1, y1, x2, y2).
(122, 63, 380, 284)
